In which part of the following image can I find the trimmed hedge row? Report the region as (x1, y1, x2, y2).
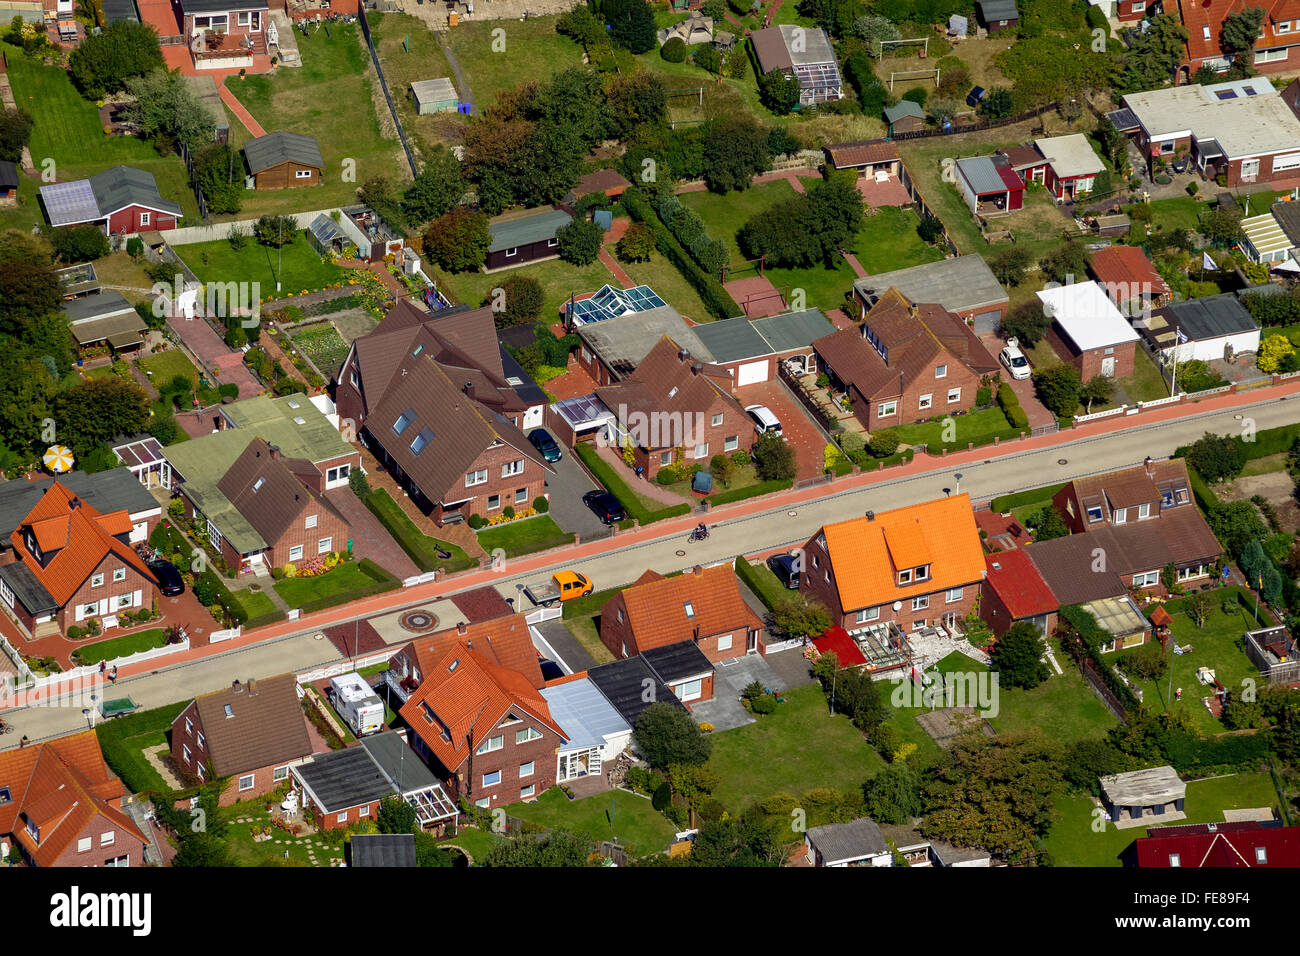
(575, 443, 691, 525)
(997, 382, 1029, 430)
(294, 558, 401, 615)
(708, 477, 793, 506)
(622, 187, 741, 320)
(95, 701, 189, 796)
(364, 488, 475, 573)
(1058, 604, 1140, 713)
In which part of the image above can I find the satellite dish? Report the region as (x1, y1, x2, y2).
(893, 601, 903, 612)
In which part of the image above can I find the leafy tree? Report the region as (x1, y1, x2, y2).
(852, 14, 900, 51)
(377, 795, 417, 834)
(53, 377, 150, 458)
(1032, 363, 1084, 418)
(921, 733, 1063, 863)
(603, 0, 657, 54)
(49, 225, 110, 263)
(738, 175, 864, 268)
(68, 20, 164, 98)
(693, 45, 721, 75)
(661, 36, 688, 63)
(989, 245, 1034, 286)
(1000, 300, 1051, 346)
(1026, 504, 1070, 541)
(608, 71, 667, 138)
(1257, 334, 1296, 373)
(758, 68, 802, 116)
(1061, 739, 1131, 793)
(701, 114, 771, 193)
(1207, 500, 1268, 555)
(1081, 375, 1115, 413)
(978, 87, 1014, 121)
(616, 221, 656, 262)
(0, 107, 33, 163)
(194, 143, 243, 215)
(633, 701, 713, 769)
(172, 831, 233, 867)
(538, 68, 615, 149)
(1185, 431, 1246, 483)
(1038, 242, 1088, 284)
(0, 348, 56, 454)
(814, 652, 889, 733)
(1201, 203, 1243, 245)
(147, 413, 182, 446)
(1187, 590, 1214, 628)
(1115, 13, 1189, 94)
(412, 829, 459, 867)
(556, 217, 604, 266)
(401, 145, 464, 226)
(357, 175, 407, 231)
(125, 69, 215, 152)
(253, 214, 297, 248)
(868, 429, 900, 457)
(916, 214, 945, 245)
(483, 829, 593, 867)
(0, 260, 60, 336)
(752, 431, 797, 480)
(687, 818, 781, 867)
(773, 596, 832, 639)
(862, 762, 922, 824)
(491, 275, 543, 329)
(991, 621, 1049, 689)
(423, 207, 490, 272)
(1222, 7, 1267, 59)
(556, 4, 605, 47)
(901, 87, 928, 109)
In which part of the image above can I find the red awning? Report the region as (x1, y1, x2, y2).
(812, 626, 868, 668)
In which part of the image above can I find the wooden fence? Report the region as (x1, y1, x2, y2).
(890, 100, 1060, 143)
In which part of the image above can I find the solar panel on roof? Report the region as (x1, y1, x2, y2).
(41, 180, 101, 227)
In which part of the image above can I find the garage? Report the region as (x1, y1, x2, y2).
(971, 309, 1002, 335)
(735, 360, 770, 386)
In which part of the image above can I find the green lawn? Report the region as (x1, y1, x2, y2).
(989, 482, 1067, 523)
(178, 238, 351, 294)
(616, 247, 711, 321)
(137, 350, 199, 391)
(1124, 196, 1204, 239)
(70, 628, 169, 665)
(232, 24, 405, 217)
(368, 11, 459, 162)
(228, 586, 279, 622)
(5, 54, 199, 222)
(221, 803, 333, 867)
(273, 562, 380, 606)
(735, 557, 790, 613)
(442, 825, 501, 864)
(892, 407, 1016, 452)
(506, 786, 677, 857)
(849, 207, 945, 274)
(95, 702, 189, 795)
(1114, 587, 1262, 736)
(1043, 772, 1281, 867)
(435, 255, 615, 324)
(1241, 453, 1287, 478)
(1114, 346, 1171, 405)
(708, 683, 886, 812)
(365, 488, 475, 573)
(476, 514, 574, 558)
(560, 612, 616, 666)
(444, 15, 586, 109)
(290, 324, 352, 379)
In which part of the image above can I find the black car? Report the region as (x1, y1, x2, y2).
(528, 428, 562, 463)
(149, 559, 185, 596)
(766, 553, 801, 589)
(583, 490, 627, 525)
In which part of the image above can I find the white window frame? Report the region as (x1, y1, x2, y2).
(717, 633, 732, 652)
(1086, 505, 1104, 522)
(520, 784, 536, 798)
(294, 169, 313, 179)
(855, 607, 880, 624)
(694, 443, 709, 459)
(724, 435, 738, 452)
(1133, 570, 1160, 587)
(288, 545, 304, 562)
(318, 537, 332, 554)
(515, 487, 528, 504)
(1138, 503, 1150, 520)
(711, 413, 723, 427)
(516, 727, 542, 744)
(305, 514, 318, 529)
(273, 766, 289, 782)
(918, 394, 932, 410)
(487, 494, 501, 511)
(92, 572, 104, 588)
(113, 568, 126, 582)
(501, 459, 524, 478)
(897, 569, 912, 585)
(947, 387, 962, 404)
(476, 735, 504, 755)
(359, 805, 369, 818)
(138, 211, 150, 227)
(946, 587, 963, 603)
(676, 678, 704, 702)
(519, 761, 534, 778)
(238, 773, 255, 791)
(482, 770, 502, 787)
(547, 238, 559, 248)
(878, 400, 897, 418)
(100, 831, 114, 847)
(337, 812, 348, 823)
(935, 364, 947, 378)
(912, 596, 930, 611)
(466, 469, 488, 487)
(1113, 508, 1127, 525)
(659, 451, 672, 466)
(78, 837, 92, 853)
(505, 247, 518, 258)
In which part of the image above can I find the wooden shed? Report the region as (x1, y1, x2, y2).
(411, 78, 459, 115)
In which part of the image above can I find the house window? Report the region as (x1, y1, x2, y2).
(1169, 853, 1180, 867)
(947, 388, 962, 404)
(918, 394, 932, 410)
(185, 717, 192, 736)
(878, 401, 897, 417)
(306, 514, 318, 529)
(477, 735, 504, 754)
(289, 545, 304, 561)
(519, 761, 534, 777)
(358, 805, 369, 818)
(521, 784, 536, 798)
(912, 620, 927, 631)
(1113, 508, 1127, 525)
(295, 169, 312, 179)
(912, 596, 929, 611)
(725, 435, 738, 451)
(856, 607, 880, 624)
(1159, 141, 1176, 155)
(659, 451, 672, 466)
(195, 14, 229, 31)
(466, 469, 488, 487)
(487, 494, 501, 511)
(78, 837, 91, 853)
(718, 633, 732, 651)
(197, 732, 204, 749)
(1256, 47, 1289, 64)
(898, 569, 912, 585)
(505, 247, 518, 258)
(113, 568, 126, 582)
(81, 603, 98, 617)
(92, 573, 104, 588)
(1086, 505, 1104, 522)
(273, 766, 289, 782)
(238, 774, 255, 791)
(139, 211, 150, 227)
(946, 587, 963, 603)
(547, 238, 559, 248)
(617, 608, 624, 623)
(318, 537, 332, 554)
(1138, 503, 1150, 519)
(676, 678, 703, 702)
(327, 464, 351, 484)
(482, 771, 502, 788)
(105, 855, 129, 868)
(1279, 20, 1292, 33)
(515, 487, 528, 504)
(694, 443, 709, 458)
(712, 413, 723, 427)
(336, 812, 348, 824)
(915, 565, 930, 581)
(100, 831, 114, 847)
(684, 601, 695, 618)
(1255, 846, 1268, 863)
(475, 798, 491, 808)
(935, 364, 947, 378)
(1133, 570, 1160, 587)
(502, 459, 524, 478)
(516, 727, 542, 744)
(114, 594, 133, 611)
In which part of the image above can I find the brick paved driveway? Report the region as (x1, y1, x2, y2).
(735, 379, 828, 481)
(325, 487, 420, 580)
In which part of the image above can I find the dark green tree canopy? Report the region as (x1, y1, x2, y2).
(633, 701, 713, 769)
(68, 20, 165, 99)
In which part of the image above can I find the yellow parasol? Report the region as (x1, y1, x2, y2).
(42, 445, 75, 474)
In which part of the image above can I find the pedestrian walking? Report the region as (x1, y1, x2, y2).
(99, 660, 106, 676)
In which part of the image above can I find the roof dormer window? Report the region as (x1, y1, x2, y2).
(898, 569, 912, 585)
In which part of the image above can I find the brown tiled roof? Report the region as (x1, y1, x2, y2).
(571, 168, 632, 196)
(1067, 459, 1191, 524)
(751, 26, 792, 72)
(216, 438, 343, 549)
(1089, 246, 1171, 298)
(1103, 472, 1161, 510)
(998, 144, 1046, 170)
(1024, 534, 1128, 605)
(187, 674, 314, 777)
(825, 139, 898, 168)
(813, 328, 900, 399)
(606, 565, 761, 652)
(1151, 507, 1224, 565)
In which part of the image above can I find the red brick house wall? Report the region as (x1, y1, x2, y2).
(409, 709, 563, 808)
(261, 499, 350, 569)
(46, 816, 147, 868)
(1117, 0, 1146, 21)
(622, 392, 752, 482)
(577, 341, 619, 386)
(847, 349, 983, 432)
(1046, 325, 1135, 380)
(105, 205, 179, 235)
(428, 440, 547, 526)
(314, 798, 383, 830)
(62, 553, 158, 631)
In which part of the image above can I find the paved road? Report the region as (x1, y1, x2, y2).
(6, 390, 1298, 748)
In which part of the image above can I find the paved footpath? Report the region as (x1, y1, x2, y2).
(6, 381, 1300, 745)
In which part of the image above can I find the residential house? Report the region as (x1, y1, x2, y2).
(813, 287, 998, 431)
(61, 291, 147, 355)
(750, 24, 844, 106)
(243, 130, 325, 190)
(171, 674, 316, 805)
(0, 469, 159, 556)
(485, 208, 572, 271)
(1134, 821, 1300, 867)
(180, 0, 269, 67)
(0, 730, 149, 867)
(1116, 78, 1300, 186)
(1177, 0, 1300, 77)
(1116, 0, 1152, 22)
(1038, 280, 1141, 379)
(691, 307, 835, 382)
(1089, 245, 1172, 315)
(884, 100, 926, 136)
(657, 10, 713, 45)
(824, 139, 901, 178)
(876, 823, 992, 866)
(1143, 294, 1260, 364)
(291, 731, 458, 832)
(799, 494, 987, 635)
(804, 817, 893, 867)
(171, 437, 351, 574)
(954, 155, 1025, 215)
(566, 283, 674, 329)
(39, 165, 182, 236)
(398, 643, 566, 808)
(997, 143, 1050, 185)
(1054, 458, 1195, 534)
(0, 160, 17, 207)
(600, 564, 765, 664)
(854, 255, 1009, 335)
(385, 614, 545, 700)
(980, 549, 1060, 637)
(1033, 133, 1105, 200)
(1100, 766, 1186, 828)
(594, 336, 752, 480)
(976, 0, 1019, 32)
(335, 304, 549, 525)
(1283, 76, 1300, 120)
(0, 482, 160, 637)
(639, 641, 716, 708)
(540, 676, 633, 787)
(573, 297, 712, 385)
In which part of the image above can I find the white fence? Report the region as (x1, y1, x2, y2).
(19, 637, 192, 696)
(209, 625, 241, 644)
(1138, 394, 1184, 410)
(1074, 405, 1128, 424)
(164, 208, 340, 246)
(296, 648, 397, 684)
(402, 570, 441, 588)
(525, 606, 562, 626)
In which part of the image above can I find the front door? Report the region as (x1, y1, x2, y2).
(747, 629, 758, 653)
(1241, 158, 1260, 183)
(1101, 356, 1116, 376)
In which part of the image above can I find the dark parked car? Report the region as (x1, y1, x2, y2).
(528, 428, 562, 463)
(583, 490, 627, 525)
(966, 85, 986, 108)
(149, 559, 184, 596)
(766, 553, 801, 589)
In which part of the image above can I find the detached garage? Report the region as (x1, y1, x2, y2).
(692, 309, 835, 385)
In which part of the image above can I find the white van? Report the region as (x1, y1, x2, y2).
(745, 404, 782, 436)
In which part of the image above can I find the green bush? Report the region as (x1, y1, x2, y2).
(468, 514, 487, 530)
(533, 496, 549, 513)
(502, 506, 516, 519)
(868, 430, 900, 457)
(750, 694, 777, 715)
(661, 37, 687, 62)
(652, 782, 672, 811)
(976, 386, 993, 407)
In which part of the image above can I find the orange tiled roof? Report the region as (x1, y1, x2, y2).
(406, 613, 544, 690)
(399, 644, 564, 773)
(609, 564, 762, 652)
(819, 494, 986, 611)
(9, 482, 156, 606)
(1180, 0, 1300, 62)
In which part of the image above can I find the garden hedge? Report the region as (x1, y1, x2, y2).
(575, 443, 691, 525)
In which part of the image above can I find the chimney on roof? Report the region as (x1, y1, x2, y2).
(866, 511, 875, 521)
(1144, 455, 1153, 477)
(692, 363, 703, 376)
(69, 496, 81, 511)
(457, 621, 467, 636)
(268, 445, 281, 460)
(231, 679, 243, 693)
(464, 382, 474, 399)
(247, 678, 257, 697)
(678, 348, 691, 363)
(693, 565, 703, 575)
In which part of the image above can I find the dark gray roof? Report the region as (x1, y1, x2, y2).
(181, 0, 266, 12)
(691, 316, 771, 364)
(500, 346, 547, 406)
(349, 833, 417, 868)
(978, 0, 1018, 21)
(641, 641, 714, 685)
(956, 156, 1008, 195)
(487, 209, 572, 253)
(1154, 294, 1259, 342)
(0, 470, 157, 538)
(61, 290, 134, 324)
(885, 101, 926, 124)
(806, 817, 888, 863)
(0, 161, 18, 190)
(361, 731, 443, 795)
(244, 130, 325, 174)
(294, 745, 395, 813)
(1107, 108, 1140, 132)
(88, 165, 183, 217)
(588, 657, 685, 727)
(751, 309, 835, 352)
(0, 560, 56, 615)
(1271, 201, 1300, 245)
(102, 0, 139, 22)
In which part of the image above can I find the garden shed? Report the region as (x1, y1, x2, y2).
(411, 78, 459, 115)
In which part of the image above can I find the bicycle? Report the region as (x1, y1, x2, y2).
(688, 523, 709, 543)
